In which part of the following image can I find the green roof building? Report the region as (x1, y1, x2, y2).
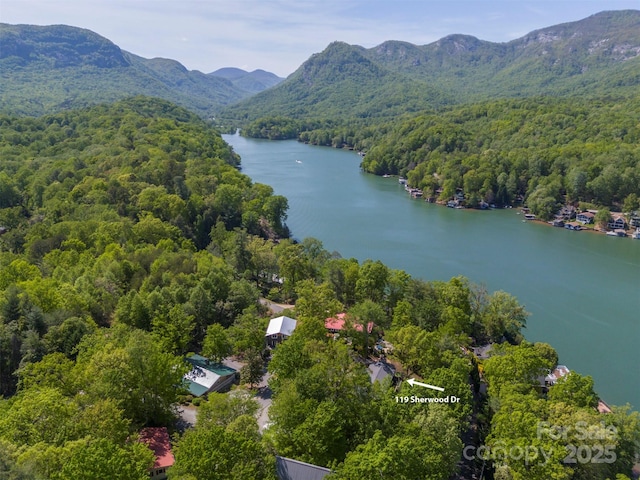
(183, 354, 237, 397)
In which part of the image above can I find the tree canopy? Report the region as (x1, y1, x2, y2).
(0, 97, 637, 480)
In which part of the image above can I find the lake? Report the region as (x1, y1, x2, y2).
(223, 133, 640, 409)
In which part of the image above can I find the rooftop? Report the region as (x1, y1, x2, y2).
(275, 456, 331, 480)
(139, 427, 175, 470)
(597, 399, 612, 414)
(368, 361, 395, 384)
(183, 354, 236, 396)
(325, 313, 374, 334)
(545, 365, 570, 384)
(186, 354, 236, 376)
(266, 316, 297, 337)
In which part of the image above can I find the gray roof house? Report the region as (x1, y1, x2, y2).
(368, 361, 395, 384)
(275, 456, 331, 480)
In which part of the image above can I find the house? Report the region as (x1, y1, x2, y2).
(368, 361, 395, 384)
(550, 219, 565, 227)
(325, 313, 374, 335)
(544, 365, 570, 387)
(629, 215, 640, 228)
(576, 212, 595, 224)
(556, 205, 576, 220)
(265, 316, 297, 348)
(276, 456, 331, 480)
(607, 215, 627, 231)
(564, 222, 582, 231)
(597, 399, 612, 414)
(183, 354, 237, 397)
(139, 427, 174, 480)
(409, 188, 423, 198)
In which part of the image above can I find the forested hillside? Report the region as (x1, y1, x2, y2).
(0, 24, 257, 117)
(240, 94, 640, 218)
(1, 97, 638, 479)
(360, 96, 640, 216)
(222, 10, 640, 125)
(0, 97, 288, 477)
(222, 41, 451, 123)
(0, 96, 289, 393)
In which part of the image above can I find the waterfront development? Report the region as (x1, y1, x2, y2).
(223, 133, 640, 409)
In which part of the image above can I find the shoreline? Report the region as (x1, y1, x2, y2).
(523, 216, 636, 238)
(392, 177, 637, 240)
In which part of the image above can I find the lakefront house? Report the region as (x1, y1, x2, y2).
(576, 212, 595, 224)
(607, 215, 627, 231)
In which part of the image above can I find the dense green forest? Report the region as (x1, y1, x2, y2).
(360, 95, 640, 215)
(0, 98, 637, 479)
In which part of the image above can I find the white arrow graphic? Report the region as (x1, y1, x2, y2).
(406, 378, 445, 392)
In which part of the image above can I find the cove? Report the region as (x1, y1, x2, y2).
(223, 133, 640, 409)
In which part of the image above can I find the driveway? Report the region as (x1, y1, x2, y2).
(255, 370, 273, 432)
(260, 298, 294, 314)
(177, 404, 197, 431)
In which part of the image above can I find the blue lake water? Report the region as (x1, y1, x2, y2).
(224, 133, 640, 409)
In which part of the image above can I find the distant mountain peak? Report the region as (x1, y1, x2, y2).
(299, 41, 384, 87)
(208, 67, 284, 93)
(209, 67, 250, 79)
(434, 34, 484, 53)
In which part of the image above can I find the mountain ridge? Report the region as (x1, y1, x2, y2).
(1, 10, 639, 120)
(223, 10, 640, 121)
(0, 23, 281, 117)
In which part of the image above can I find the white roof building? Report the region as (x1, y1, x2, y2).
(265, 316, 297, 347)
(266, 316, 297, 337)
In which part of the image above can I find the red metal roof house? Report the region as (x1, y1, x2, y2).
(139, 427, 175, 480)
(325, 313, 374, 334)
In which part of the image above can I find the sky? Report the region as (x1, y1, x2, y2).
(1, 0, 639, 77)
